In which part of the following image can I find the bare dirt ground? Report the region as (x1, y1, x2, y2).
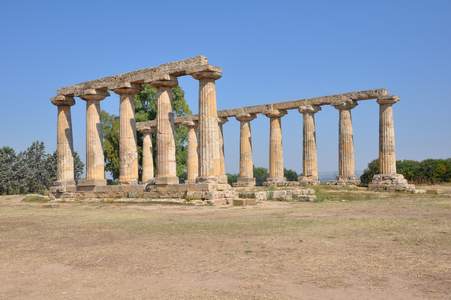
(1, 186, 451, 299)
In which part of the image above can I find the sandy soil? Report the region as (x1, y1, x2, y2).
(1, 187, 450, 299)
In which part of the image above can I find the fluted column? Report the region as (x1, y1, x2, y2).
(182, 121, 199, 184)
(113, 84, 140, 185)
(369, 96, 414, 191)
(234, 113, 257, 187)
(80, 89, 109, 186)
(151, 77, 179, 185)
(298, 105, 321, 185)
(192, 70, 222, 183)
(334, 100, 359, 185)
(377, 96, 398, 175)
(51, 95, 76, 187)
(217, 117, 228, 183)
(264, 109, 287, 185)
(141, 128, 154, 183)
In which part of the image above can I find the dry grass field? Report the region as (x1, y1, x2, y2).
(1, 186, 450, 299)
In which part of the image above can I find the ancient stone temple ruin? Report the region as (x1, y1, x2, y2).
(50, 56, 415, 204)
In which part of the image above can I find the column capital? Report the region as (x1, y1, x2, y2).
(51, 95, 75, 106)
(218, 116, 229, 125)
(298, 105, 321, 114)
(191, 70, 222, 80)
(79, 88, 110, 101)
(180, 120, 197, 128)
(377, 96, 400, 105)
(148, 75, 178, 89)
(263, 109, 287, 118)
(141, 127, 153, 135)
(235, 113, 257, 122)
(334, 99, 358, 110)
(112, 83, 141, 95)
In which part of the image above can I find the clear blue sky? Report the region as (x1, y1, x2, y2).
(1, 0, 450, 175)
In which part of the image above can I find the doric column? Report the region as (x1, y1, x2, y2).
(377, 96, 399, 175)
(264, 109, 287, 185)
(334, 100, 359, 185)
(234, 113, 257, 187)
(51, 95, 76, 187)
(141, 128, 154, 183)
(298, 105, 321, 185)
(182, 120, 199, 184)
(79, 89, 109, 186)
(192, 70, 222, 183)
(217, 117, 228, 183)
(150, 77, 179, 185)
(113, 84, 140, 185)
(369, 96, 414, 191)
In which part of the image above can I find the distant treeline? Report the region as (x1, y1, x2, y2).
(360, 158, 451, 185)
(0, 141, 83, 195)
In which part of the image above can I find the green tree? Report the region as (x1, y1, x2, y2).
(0, 147, 20, 194)
(102, 84, 191, 181)
(360, 159, 379, 186)
(254, 167, 269, 186)
(227, 173, 238, 185)
(284, 168, 298, 181)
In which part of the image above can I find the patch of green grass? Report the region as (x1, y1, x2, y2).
(22, 195, 50, 203)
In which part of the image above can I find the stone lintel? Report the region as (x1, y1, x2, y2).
(51, 95, 75, 106)
(57, 56, 221, 96)
(136, 89, 390, 131)
(218, 116, 229, 124)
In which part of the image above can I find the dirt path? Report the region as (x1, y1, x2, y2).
(0, 191, 450, 299)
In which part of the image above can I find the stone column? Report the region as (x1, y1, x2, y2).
(192, 70, 222, 183)
(234, 113, 257, 187)
(217, 117, 228, 183)
(182, 121, 199, 184)
(334, 100, 359, 185)
(151, 77, 179, 185)
(369, 96, 414, 191)
(113, 84, 140, 185)
(51, 95, 76, 188)
(298, 105, 321, 185)
(80, 89, 109, 186)
(264, 109, 287, 185)
(141, 128, 154, 184)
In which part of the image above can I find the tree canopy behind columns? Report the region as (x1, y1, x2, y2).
(102, 85, 192, 181)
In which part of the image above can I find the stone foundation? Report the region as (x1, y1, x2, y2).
(50, 183, 317, 205)
(335, 176, 360, 186)
(368, 174, 416, 193)
(298, 176, 319, 186)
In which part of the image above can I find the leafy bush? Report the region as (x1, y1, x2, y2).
(360, 158, 451, 185)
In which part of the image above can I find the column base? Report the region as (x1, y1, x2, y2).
(263, 177, 287, 186)
(50, 180, 77, 193)
(233, 177, 256, 187)
(78, 179, 107, 187)
(218, 175, 228, 184)
(335, 176, 360, 186)
(155, 176, 179, 185)
(119, 178, 139, 185)
(298, 175, 319, 185)
(368, 174, 416, 192)
(196, 176, 218, 184)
